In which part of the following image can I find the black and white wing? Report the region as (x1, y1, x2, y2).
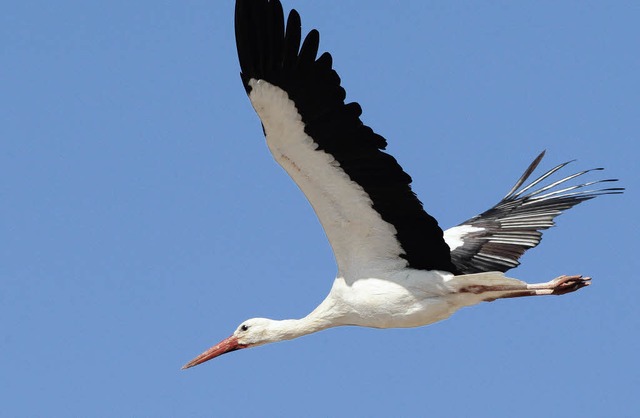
(234, 0, 458, 276)
(445, 151, 623, 274)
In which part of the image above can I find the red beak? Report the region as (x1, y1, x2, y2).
(181, 335, 247, 369)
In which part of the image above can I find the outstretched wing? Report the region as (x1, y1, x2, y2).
(234, 0, 457, 276)
(445, 151, 623, 274)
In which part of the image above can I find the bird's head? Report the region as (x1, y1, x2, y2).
(181, 318, 280, 369)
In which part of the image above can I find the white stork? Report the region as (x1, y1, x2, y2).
(182, 0, 622, 369)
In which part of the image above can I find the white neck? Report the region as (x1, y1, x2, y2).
(265, 294, 348, 343)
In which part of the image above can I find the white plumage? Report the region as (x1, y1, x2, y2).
(182, 0, 622, 369)
(251, 79, 408, 276)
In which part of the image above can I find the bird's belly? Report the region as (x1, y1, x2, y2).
(330, 274, 462, 329)
(361, 297, 457, 329)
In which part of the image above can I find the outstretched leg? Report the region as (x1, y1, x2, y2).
(524, 274, 591, 296)
(446, 272, 591, 302)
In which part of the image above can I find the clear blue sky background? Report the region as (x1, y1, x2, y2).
(2, 1, 638, 417)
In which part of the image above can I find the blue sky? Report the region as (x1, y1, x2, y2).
(2, 1, 638, 416)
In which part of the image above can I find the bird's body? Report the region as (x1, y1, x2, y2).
(182, 0, 622, 369)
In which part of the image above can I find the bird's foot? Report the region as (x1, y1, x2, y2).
(527, 274, 591, 295)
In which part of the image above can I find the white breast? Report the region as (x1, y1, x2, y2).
(319, 269, 467, 329)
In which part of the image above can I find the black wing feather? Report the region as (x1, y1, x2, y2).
(449, 151, 623, 274)
(235, 0, 457, 273)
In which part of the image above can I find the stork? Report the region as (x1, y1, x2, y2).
(182, 0, 622, 369)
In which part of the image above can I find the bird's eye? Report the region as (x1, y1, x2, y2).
(240, 324, 249, 331)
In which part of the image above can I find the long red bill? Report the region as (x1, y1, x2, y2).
(181, 335, 246, 370)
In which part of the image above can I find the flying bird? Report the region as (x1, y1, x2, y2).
(182, 0, 622, 369)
